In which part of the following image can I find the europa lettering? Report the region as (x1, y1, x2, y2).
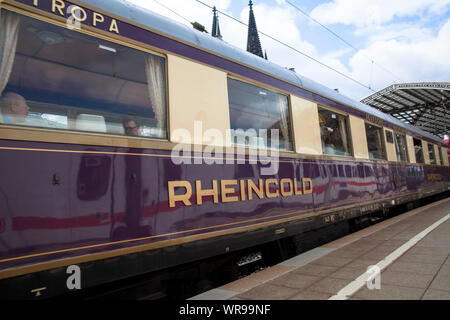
(168, 178, 313, 208)
(32, 0, 120, 34)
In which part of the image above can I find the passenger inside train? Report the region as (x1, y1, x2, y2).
(318, 107, 351, 156)
(0, 92, 29, 124)
(414, 138, 425, 163)
(123, 116, 142, 136)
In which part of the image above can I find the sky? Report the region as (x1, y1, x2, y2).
(126, 0, 450, 102)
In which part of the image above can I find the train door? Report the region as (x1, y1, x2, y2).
(0, 146, 70, 255)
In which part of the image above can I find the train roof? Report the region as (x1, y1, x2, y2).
(79, 0, 444, 145)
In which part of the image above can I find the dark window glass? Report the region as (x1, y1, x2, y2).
(318, 107, 352, 156)
(414, 138, 424, 164)
(385, 130, 394, 143)
(428, 143, 436, 164)
(227, 78, 292, 151)
(365, 123, 385, 160)
(394, 133, 409, 162)
(0, 11, 167, 138)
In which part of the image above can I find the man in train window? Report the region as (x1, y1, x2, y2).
(122, 116, 141, 136)
(0, 92, 29, 124)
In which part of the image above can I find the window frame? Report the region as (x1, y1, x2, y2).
(0, 7, 170, 145)
(413, 138, 425, 164)
(317, 105, 354, 158)
(226, 75, 295, 152)
(393, 131, 409, 163)
(364, 121, 387, 161)
(427, 143, 437, 165)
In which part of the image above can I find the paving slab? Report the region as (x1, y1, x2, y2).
(307, 277, 353, 295)
(352, 284, 424, 300)
(270, 273, 321, 290)
(376, 270, 434, 289)
(236, 283, 298, 300)
(220, 265, 294, 293)
(292, 264, 339, 278)
(422, 289, 450, 300)
(428, 273, 450, 292)
(386, 261, 442, 275)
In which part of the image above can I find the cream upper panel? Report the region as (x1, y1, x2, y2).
(434, 144, 441, 165)
(290, 95, 322, 155)
(442, 147, 450, 166)
(406, 135, 416, 163)
(422, 140, 430, 164)
(167, 54, 231, 147)
(348, 115, 369, 159)
(384, 129, 397, 162)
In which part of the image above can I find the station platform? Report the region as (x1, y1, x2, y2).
(189, 197, 450, 300)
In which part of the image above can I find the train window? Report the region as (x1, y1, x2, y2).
(428, 143, 436, 164)
(227, 78, 293, 151)
(318, 107, 352, 157)
(0, 11, 167, 139)
(413, 138, 424, 163)
(365, 123, 385, 160)
(394, 133, 409, 162)
(385, 130, 394, 143)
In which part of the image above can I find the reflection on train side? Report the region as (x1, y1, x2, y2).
(0, 148, 432, 260)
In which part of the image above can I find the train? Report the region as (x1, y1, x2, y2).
(0, 0, 449, 299)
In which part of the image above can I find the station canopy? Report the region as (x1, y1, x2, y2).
(361, 82, 450, 139)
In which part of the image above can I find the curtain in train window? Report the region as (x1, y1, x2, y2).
(428, 143, 436, 164)
(318, 107, 352, 156)
(227, 78, 293, 151)
(365, 123, 385, 160)
(0, 10, 167, 139)
(413, 138, 424, 163)
(394, 133, 409, 162)
(0, 11, 19, 95)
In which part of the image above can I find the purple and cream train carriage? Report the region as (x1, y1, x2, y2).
(0, 0, 449, 299)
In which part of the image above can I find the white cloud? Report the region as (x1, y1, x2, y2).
(311, 0, 450, 27)
(355, 22, 434, 44)
(349, 19, 450, 91)
(243, 3, 375, 99)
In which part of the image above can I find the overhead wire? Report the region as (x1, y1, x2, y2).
(151, 0, 193, 25)
(286, 0, 405, 84)
(193, 0, 377, 93)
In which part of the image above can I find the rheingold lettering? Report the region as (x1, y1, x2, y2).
(168, 178, 313, 208)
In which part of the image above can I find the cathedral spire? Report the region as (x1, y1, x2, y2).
(247, 0, 264, 58)
(211, 6, 222, 40)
